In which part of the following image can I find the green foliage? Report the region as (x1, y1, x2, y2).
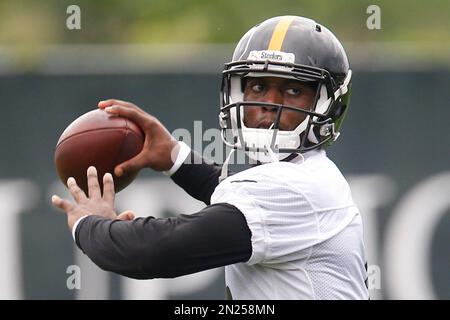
(0, 0, 448, 44)
(0, 0, 448, 66)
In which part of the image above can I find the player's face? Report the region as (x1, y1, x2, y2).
(243, 77, 316, 131)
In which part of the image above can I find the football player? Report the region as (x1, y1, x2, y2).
(52, 15, 369, 299)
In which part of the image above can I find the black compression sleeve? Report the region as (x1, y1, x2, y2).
(75, 203, 252, 279)
(170, 150, 229, 205)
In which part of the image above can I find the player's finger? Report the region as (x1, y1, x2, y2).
(87, 166, 101, 199)
(104, 105, 151, 130)
(116, 210, 135, 221)
(51, 195, 74, 213)
(67, 177, 87, 203)
(98, 99, 137, 109)
(114, 152, 147, 177)
(102, 172, 115, 204)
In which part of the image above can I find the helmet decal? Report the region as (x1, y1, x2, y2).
(248, 50, 295, 64)
(267, 16, 296, 51)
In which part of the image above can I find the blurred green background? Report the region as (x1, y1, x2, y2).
(0, 0, 449, 72)
(1, 0, 449, 44)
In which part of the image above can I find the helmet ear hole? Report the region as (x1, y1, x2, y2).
(330, 100, 346, 120)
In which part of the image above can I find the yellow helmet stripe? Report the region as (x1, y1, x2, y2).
(268, 16, 295, 51)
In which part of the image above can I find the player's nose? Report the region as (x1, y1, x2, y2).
(261, 88, 283, 110)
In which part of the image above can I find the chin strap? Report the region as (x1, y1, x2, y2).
(219, 125, 309, 183)
(280, 153, 303, 163)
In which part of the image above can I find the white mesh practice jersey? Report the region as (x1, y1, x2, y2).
(211, 149, 369, 300)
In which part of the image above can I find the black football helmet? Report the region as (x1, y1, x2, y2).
(219, 15, 352, 163)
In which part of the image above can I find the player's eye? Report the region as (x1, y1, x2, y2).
(251, 84, 264, 93)
(286, 87, 302, 96)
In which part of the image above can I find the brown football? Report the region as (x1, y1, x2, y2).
(55, 109, 144, 194)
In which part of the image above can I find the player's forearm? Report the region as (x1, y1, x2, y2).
(74, 204, 252, 279)
(170, 149, 227, 205)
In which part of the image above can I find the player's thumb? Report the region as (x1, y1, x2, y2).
(114, 153, 147, 177)
(117, 210, 135, 221)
